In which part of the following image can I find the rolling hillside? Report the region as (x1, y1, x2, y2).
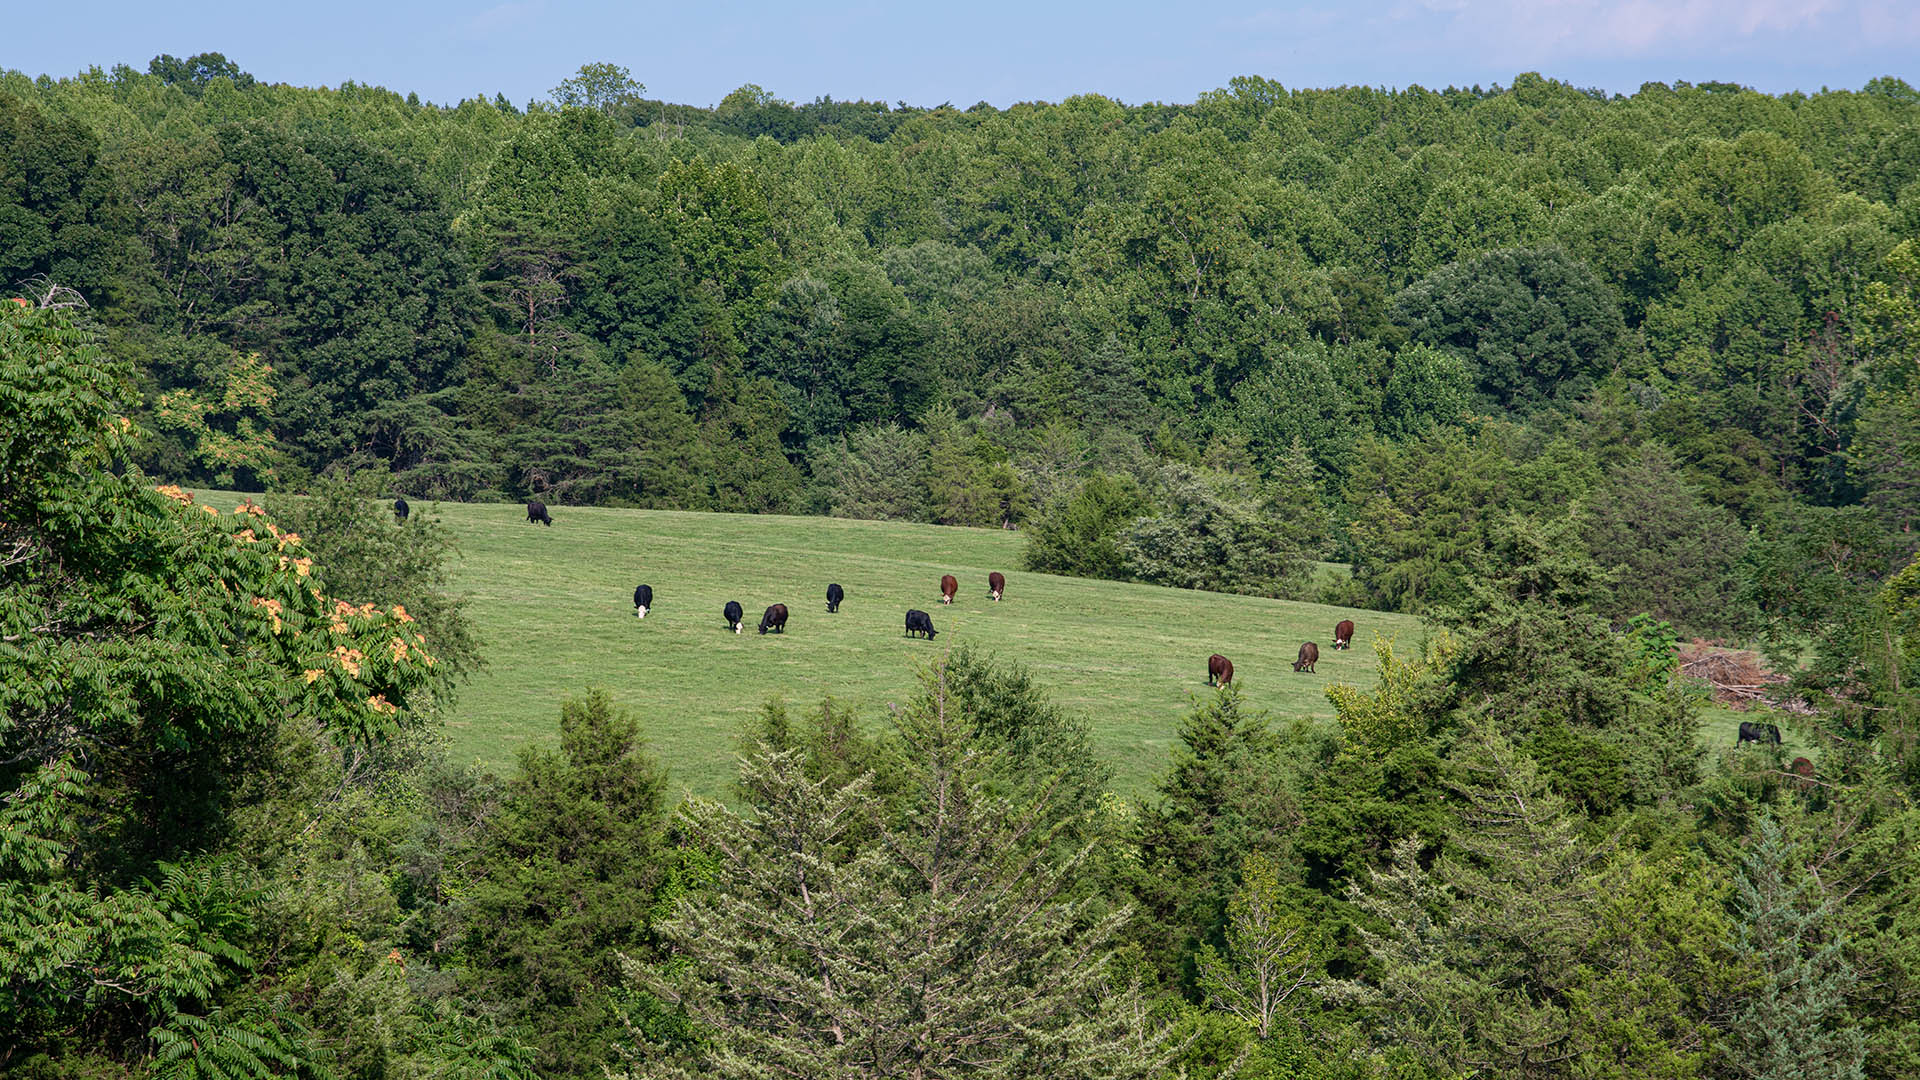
(424, 500, 1422, 797)
(193, 490, 1423, 796)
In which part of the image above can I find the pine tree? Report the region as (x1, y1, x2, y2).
(1725, 817, 1866, 1080)
(625, 663, 1168, 1079)
(1129, 687, 1296, 989)
(460, 690, 681, 1075)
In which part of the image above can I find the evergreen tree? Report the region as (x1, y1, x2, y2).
(808, 422, 930, 520)
(1129, 687, 1297, 988)
(459, 690, 684, 1075)
(626, 663, 1168, 1079)
(1725, 817, 1867, 1080)
(1024, 472, 1148, 580)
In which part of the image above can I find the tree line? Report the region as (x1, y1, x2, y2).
(3, 58, 1917, 635)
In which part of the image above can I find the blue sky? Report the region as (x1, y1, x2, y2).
(4, 1, 1915, 108)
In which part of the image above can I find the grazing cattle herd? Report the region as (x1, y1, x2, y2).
(494, 500, 1793, 747)
(519, 501, 1362, 692)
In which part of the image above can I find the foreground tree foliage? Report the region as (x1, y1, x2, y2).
(623, 657, 1167, 1079)
(0, 302, 442, 1072)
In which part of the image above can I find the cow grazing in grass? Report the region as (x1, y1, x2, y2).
(527, 500, 552, 526)
(989, 571, 1006, 601)
(1292, 642, 1319, 673)
(758, 603, 788, 634)
(393, 497, 410, 523)
(1790, 757, 1815, 784)
(633, 584, 653, 618)
(1207, 653, 1233, 686)
(905, 609, 937, 639)
(1333, 619, 1354, 650)
(1737, 721, 1782, 746)
(940, 575, 958, 604)
(827, 583, 845, 612)
(724, 600, 744, 633)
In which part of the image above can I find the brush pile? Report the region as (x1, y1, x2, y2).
(1677, 641, 1799, 711)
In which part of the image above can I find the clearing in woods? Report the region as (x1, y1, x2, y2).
(202, 492, 1423, 796)
(431, 501, 1426, 796)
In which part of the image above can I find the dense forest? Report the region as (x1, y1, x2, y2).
(4, 53, 1920, 1079)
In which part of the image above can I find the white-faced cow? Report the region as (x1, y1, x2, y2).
(1333, 619, 1354, 650)
(758, 603, 788, 634)
(905, 609, 938, 639)
(1292, 642, 1319, 673)
(988, 571, 1006, 601)
(723, 600, 744, 633)
(1207, 653, 1233, 686)
(633, 584, 653, 618)
(939, 575, 958, 604)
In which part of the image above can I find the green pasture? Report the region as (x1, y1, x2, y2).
(193, 491, 1792, 797)
(399, 500, 1418, 797)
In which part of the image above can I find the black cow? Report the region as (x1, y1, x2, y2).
(724, 600, 744, 633)
(758, 603, 788, 634)
(527, 500, 552, 526)
(905, 609, 937, 640)
(393, 496, 410, 523)
(1292, 641, 1319, 673)
(1333, 619, 1354, 650)
(1207, 653, 1233, 686)
(827, 583, 845, 612)
(1737, 721, 1782, 746)
(633, 584, 653, 619)
(988, 571, 1006, 601)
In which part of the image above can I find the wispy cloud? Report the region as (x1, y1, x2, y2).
(1437, 0, 1919, 62)
(1232, 0, 1916, 69)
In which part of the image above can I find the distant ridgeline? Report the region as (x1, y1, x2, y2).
(4, 61, 1919, 631)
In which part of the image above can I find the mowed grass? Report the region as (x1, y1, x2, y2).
(184, 488, 1408, 795)
(189, 490, 1789, 795)
(363, 500, 1419, 798)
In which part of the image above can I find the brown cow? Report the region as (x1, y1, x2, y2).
(1292, 641, 1319, 673)
(988, 571, 1006, 601)
(1207, 653, 1233, 686)
(940, 574, 958, 604)
(1333, 619, 1354, 650)
(758, 603, 788, 634)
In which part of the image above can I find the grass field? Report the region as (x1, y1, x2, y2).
(188, 490, 1797, 796)
(344, 499, 1423, 797)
